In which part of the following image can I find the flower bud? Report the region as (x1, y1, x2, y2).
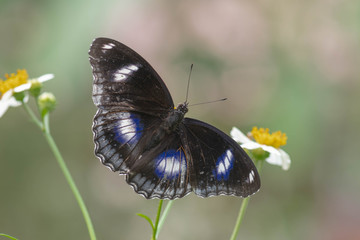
(29, 79, 43, 97)
(38, 92, 56, 115)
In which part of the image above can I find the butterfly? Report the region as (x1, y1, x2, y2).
(89, 38, 260, 200)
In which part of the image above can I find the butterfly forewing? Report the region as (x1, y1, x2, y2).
(89, 38, 174, 115)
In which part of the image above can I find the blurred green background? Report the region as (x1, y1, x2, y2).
(1, 0, 360, 239)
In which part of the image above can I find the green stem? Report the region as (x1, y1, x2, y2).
(156, 200, 174, 239)
(256, 159, 264, 175)
(152, 200, 164, 240)
(0, 233, 18, 240)
(22, 103, 97, 240)
(229, 159, 263, 240)
(42, 117, 97, 240)
(229, 197, 250, 240)
(22, 101, 43, 129)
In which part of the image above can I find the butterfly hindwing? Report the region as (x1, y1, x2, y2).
(126, 134, 192, 199)
(181, 118, 260, 198)
(93, 108, 155, 172)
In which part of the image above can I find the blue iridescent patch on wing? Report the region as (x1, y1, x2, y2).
(155, 149, 187, 180)
(213, 149, 234, 180)
(113, 113, 143, 145)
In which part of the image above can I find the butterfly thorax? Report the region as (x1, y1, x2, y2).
(162, 102, 188, 133)
(145, 103, 188, 151)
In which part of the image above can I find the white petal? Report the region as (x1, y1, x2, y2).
(279, 149, 291, 170)
(7, 97, 22, 107)
(241, 141, 263, 150)
(265, 149, 283, 166)
(8, 94, 28, 107)
(38, 73, 54, 82)
(265, 147, 291, 170)
(0, 91, 13, 118)
(230, 127, 253, 144)
(1, 90, 13, 101)
(14, 82, 31, 92)
(261, 145, 281, 155)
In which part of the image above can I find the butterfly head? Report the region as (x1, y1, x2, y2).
(175, 102, 189, 115)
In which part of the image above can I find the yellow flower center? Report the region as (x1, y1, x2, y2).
(250, 127, 287, 149)
(0, 69, 29, 98)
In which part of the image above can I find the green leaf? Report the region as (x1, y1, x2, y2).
(136, 213, 155, 231)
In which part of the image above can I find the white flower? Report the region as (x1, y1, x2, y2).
(0, 90, 29, 117)
(231, 127, 291, 170)
(0, 70, 53, 118)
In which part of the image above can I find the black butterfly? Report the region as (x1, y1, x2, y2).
(89, 38, 260, 200)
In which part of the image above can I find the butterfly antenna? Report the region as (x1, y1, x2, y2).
(189, 98, 228, 107)
(185, 64, 193, 103)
